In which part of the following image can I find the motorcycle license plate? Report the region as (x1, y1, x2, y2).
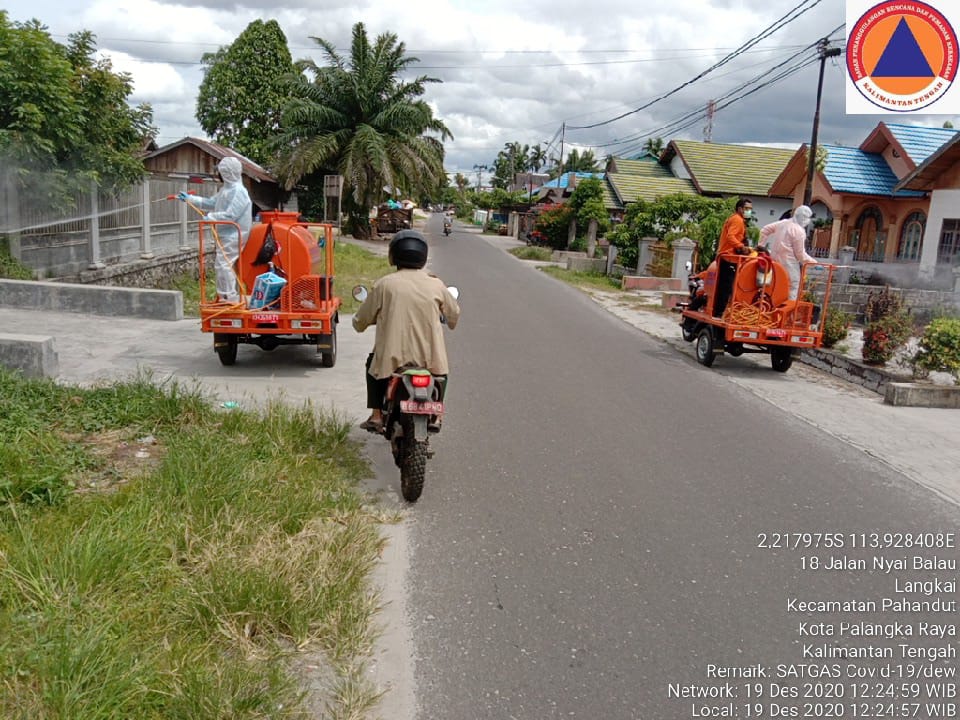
(400, 400, 444, 414)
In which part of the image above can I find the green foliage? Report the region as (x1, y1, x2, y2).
(271, 22, 450, 239)
(0, 14, 154, 201)
(509, 246, 552, 261)
(568, 177, 610, 236)
(559, 148, 600, 174)
(910, 317, 960, 380)
(864, 286, 905, 323)
(861, 314, 913, 365)
(196, 20, 295, 165)
(533, 203, 574, 250)
(491, 141, 530, 189)
(821, 308, 852, 349)
(0, 239, 32, 279)
(608, 193, 735, 269)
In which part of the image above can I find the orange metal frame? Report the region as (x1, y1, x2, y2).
(681, 256, 839, 350)
(197, 216, 341, 336)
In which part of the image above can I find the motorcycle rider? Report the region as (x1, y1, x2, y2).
(353, 230, 460, 433)
(443, 217, 452, 235)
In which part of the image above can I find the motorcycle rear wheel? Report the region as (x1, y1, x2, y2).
(399, 415, 427, 502)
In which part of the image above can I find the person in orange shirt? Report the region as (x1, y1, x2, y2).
(713, 197, 754, 317)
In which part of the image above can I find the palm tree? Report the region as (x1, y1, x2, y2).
(454, 172, 469, 194)
(643, 137, 664, 158)
(271, 22, 451, 238)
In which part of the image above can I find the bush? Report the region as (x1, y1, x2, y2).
(910, 317, 960, 380)
(821, 308, 852, 349)
(533, 204, 575, 250)
(864, 286, 904, 323)
(862, 313, 912, 365)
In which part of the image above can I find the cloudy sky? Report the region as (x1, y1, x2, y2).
(5, 0, 959, 181)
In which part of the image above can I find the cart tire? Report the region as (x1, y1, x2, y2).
(771, 347, 793, 373)
(681, 318, 697, 342)
(321, 322, 337, 368)
(695, 327, 716, 367)
(215, 334, 238, 366)
(399, 415, 426, 502)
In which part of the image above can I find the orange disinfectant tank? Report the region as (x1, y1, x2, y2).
(239, 211, 327, 298)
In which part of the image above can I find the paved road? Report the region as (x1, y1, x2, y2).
(400, 215, 959, 719)
(3, 218, 958, 719)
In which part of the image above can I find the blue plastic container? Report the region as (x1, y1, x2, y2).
(248, 270, 286, 309)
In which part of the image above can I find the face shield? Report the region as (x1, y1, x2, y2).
(792, 205, 813, 229)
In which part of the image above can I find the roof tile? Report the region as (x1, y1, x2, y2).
(671, 140, 796, 197)
(821, 144, 926, 197)
(885, 123, 960, 165)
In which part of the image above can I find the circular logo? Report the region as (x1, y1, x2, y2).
(847, 1, 957, 112)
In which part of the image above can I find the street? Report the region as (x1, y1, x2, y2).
(398, 215, 959, 719)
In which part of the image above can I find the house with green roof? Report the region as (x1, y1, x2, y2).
(659, 140, 797, 224)
(769, 121, 959, 288)
(604, 156, 696, 220)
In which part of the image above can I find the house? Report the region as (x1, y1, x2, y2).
(604, 157, 695, 220)
(144, 137, 289, 214)
(769, 122, 959, 288)
(895, 132, 960, 285)
(659, 140, 796, 222)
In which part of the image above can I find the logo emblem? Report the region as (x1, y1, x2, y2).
(846, 1, 957, 112)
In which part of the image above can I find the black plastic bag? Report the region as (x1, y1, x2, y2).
(253, 225, 277, 265)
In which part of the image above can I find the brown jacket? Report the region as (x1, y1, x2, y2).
(353, 269, 460, 379)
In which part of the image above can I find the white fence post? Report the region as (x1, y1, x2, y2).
(88, 180, 105, 270)
(179, 182, 191, 251)
(4, 170, 22, 262)
(140, 178, 154, 259)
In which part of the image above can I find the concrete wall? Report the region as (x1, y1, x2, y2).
(826, 283, 958, 323)
(919, 189, 960, 281)
(0, 333, 59, 378)
(0, 279, 183, 321)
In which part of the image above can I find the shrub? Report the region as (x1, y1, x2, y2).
(821, 308, 852, 348)
(533, 204, 575, 250)
(861, 313, 912, 365)
(910, 317, 960, 380)
(864, 286, 904, 323)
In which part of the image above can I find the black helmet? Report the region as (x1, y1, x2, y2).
(389, 230, 428, 269)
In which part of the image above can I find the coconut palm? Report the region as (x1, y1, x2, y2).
(271, 22, 451, 237)
(454, 172, 469, 194)
(643, 137, 664, 158)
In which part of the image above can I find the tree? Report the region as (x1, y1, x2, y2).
(561, 148, 600, 174)
(271, 22, 451, 238)
(491, 141, 529, 189)
(196, 20, 295, 165)
(454, 172, 469, 194)
(0, 13, 154, 200)
(643, 137, 664, 158)
(568, 177, 610, 254)
(944, 121, 955, 129)
(528, 144, 547, 174)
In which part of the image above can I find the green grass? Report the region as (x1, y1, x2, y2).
(0, 369, 385, 719)
(540, 265, 623, 292)
(509, 246, 553, 261)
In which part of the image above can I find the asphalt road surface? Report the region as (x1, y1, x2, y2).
(398, 215, 959, 720)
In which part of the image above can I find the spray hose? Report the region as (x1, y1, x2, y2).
(168, 193, 248, 305)
(722, 300, 781, 329)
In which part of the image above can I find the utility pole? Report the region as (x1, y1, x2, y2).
(558, 123, 566, 176)
(472, 164, 487, 192)
(804, 39, 842, 207)
(703, 100, 716, 143)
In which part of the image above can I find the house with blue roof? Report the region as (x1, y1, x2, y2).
(769, 122, 959, 288)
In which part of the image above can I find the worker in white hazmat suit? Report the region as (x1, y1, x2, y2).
(759, 205, 816, 301)
(178, 156, 252, 302)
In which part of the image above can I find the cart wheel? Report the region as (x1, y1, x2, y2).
(214, 334, 238, 366)
(321, 322, 337, 368)
(771, 347, 793, 373)
(681, 318, 697, 342)
(695, 327, 716, 367)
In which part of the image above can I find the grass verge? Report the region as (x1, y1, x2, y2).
(540, 265, 623, 292)
(508, 246, 553, 262)
(0, 368, 385, 719)
(0, 239, 33, 280)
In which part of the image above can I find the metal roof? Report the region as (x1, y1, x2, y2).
(606, 160, 696, 204)
(539, 172, 604, 189)
(884, 123, 960, 165)
(666, 140, 796, 197)
(820, 144, 926, 198)
(896, 132, 960, 191)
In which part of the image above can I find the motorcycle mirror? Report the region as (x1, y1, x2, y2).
(352, 285, 369, 303)
(448, 286, 460, 300)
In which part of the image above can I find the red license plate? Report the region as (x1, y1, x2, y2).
(251, 313, 279, 323)
(400, 400, 444, 414)
(766, 329, 787, 338)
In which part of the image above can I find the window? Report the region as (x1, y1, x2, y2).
(939, 219, 960, 263)
(897, 211, 925, 261)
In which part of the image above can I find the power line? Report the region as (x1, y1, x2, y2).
(568, 0, 826, 130)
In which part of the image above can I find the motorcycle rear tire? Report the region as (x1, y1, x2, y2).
(399, 415, 427, 502)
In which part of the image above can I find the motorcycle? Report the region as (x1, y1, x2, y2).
(352, 284, 460, 502)
(443, 223, 452, 236)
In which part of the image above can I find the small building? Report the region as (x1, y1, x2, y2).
(604, 157, 696, 219)
(144, 137, 289, 214)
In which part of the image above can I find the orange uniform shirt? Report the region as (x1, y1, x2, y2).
(717, 213, 748, 257)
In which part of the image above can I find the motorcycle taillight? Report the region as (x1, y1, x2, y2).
(410, 374, 431, 388)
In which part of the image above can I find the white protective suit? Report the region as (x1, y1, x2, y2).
(759, 205, 816, 301)
(195, 156, 252, 302)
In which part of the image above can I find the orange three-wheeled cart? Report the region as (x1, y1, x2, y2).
(197, 210, 341, 366)
(678, 252, 839, 373)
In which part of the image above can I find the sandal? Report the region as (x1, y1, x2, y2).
(359, 417, 383, 433)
